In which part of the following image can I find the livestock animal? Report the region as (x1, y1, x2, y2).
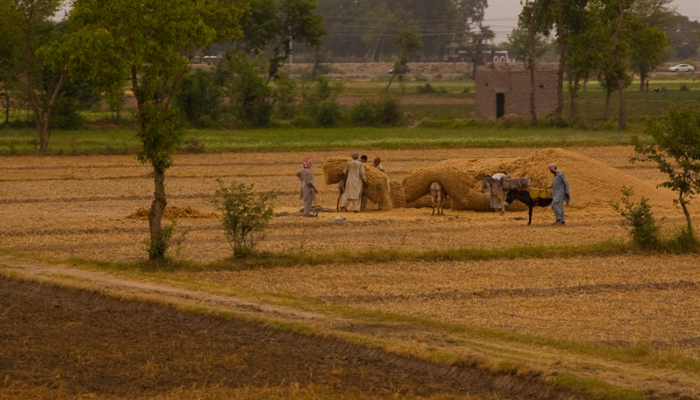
(504, 188, 553, 225)
(482, 175, 532, 214)
(481, 175, 506, 214)
(430, 181, 446, 216)
(337, 172, 347, 211)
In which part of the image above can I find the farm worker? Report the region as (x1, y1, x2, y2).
(296, 157, 318, 217)
(489, 169, 507, 212)
(373, 157, 392, 210)
(360, 155, 368, 163)
(340, 151, 367, 212)
(373, 157, 385, 173)
(548, 163, 570, 225)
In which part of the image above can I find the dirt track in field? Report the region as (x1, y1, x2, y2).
(0, 275, 593, 400)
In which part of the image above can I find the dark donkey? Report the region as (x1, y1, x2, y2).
(504, 188, 553, 225)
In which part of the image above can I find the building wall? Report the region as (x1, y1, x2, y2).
(474, 71, 558, 120)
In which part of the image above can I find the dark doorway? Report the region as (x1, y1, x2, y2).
(496, 93, 505, 119)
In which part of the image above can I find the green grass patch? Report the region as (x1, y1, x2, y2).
(0, 126, 647, 155)
(553, 373, 645, 400)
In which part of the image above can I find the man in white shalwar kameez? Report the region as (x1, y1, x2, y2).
(296, 157, 318, 217)
(340, 152, 367, 212)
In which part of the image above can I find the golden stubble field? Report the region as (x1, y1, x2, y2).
(2, 146, 700, 359)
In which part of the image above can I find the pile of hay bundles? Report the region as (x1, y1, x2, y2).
(406, 195, 452, 209)
(322, 157, 390, 207)
(389, 180, 407, 208)
(509, 148, 678, 209)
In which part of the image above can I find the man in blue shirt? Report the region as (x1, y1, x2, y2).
(548, 163, 570, 225)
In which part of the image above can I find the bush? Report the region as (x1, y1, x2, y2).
(291, 114, 315, 128)
(611, 187, 661, 249)
(350, 99, 378, 127)
(376, 94, 401, 125)
(273, 72, 297, 120)
(221, 52, 273, 127)
(317, 100, 342, 127)
(176, 69, 225, 128)
(212, 180, 276, 258)
(680, 84, 690, 91)
(416, 83, 437, 93)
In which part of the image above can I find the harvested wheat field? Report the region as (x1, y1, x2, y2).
(2, 146, 700, 398)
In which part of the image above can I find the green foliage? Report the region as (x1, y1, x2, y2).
(679, 83, 690, 91)
(273, 72, 298, 119)
(144, 220, 187, 259)
(220, 52, 273, 127)
(300, 75, 342, 126)
(350, 99, 378, 127)
(349, 95, 401, 127)
(212, 180, 277, 257)
(633, 101, 700, 233)
(136, 104, 183, 173)
(176, 69, 225, 128)
(386, 25, 422, 91)
(316, 100, 341, 127)
(416, 83, 447, 94)
(291, 114, 314, 128)
(239, 0, 327, 81)
(611, 187, 661, 249)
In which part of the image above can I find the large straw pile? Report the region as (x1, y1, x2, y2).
(403, 148, 678, 211)
(390, 181, 407, 208)
(322, 157, 389, 205)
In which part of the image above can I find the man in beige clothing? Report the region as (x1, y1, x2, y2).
(340, 151, 367, 212)
(296, 157, 318, 217)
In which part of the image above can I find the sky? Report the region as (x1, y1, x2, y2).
(485, 0, 700, 42)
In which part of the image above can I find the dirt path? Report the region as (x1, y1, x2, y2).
(0, 259, 591, 400)
(2, 256, 700, 398)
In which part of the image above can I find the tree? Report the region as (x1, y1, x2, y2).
(385, 25, 422, 91)
(0, 0, 20, 125)
(532, 0, 589, 125)
(239, 0, 326, 83)
(512, 0, 550, 126)
(456, 0, 492, 78)
(2, 0, 69, 150)
(629, 22, 668, 91)
(67, 0, 246, 259)
(565, 4, 603, 126)
(632, 102, 700, 235)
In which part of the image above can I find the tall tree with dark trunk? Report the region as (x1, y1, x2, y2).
(512, 0, 549, 127)
(2, 0, 66, 151)
(65, 0, 246, 259)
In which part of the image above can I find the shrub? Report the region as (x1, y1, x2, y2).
(176, 69, 225, 128)
(144, 220, 187, 260)
(611, 187, 661, 249)
(273, 72, 297, 120)
(291, 114, 315, 128)
(350, 99, 378, 127)
(376, 95, 401, 125)
(212, 180, 276, 258)
(416, 83, 437, 93)
(221, 52, 273, 127)
(680, 84, 690, 91)
(317, 100, 342, 127)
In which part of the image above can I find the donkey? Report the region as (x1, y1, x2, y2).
(504, 188, 553, 225)
(430, 181, 446, 216)
(482, 175, 532, 214)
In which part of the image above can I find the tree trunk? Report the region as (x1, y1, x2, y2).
(529, 65, 537, 127)
(569, 77, 580, 127)
(604, 89, 611, 120)
(472, 58, 477, 80)
(554, 0, 565, 126)
(149, 167, 168, 259)
(639, 70, 647, 92)
(385, 72, 397, 91)
(38, 70, 67, 152)
(3, 88, 9, 125)
(617, 77, 626, 131)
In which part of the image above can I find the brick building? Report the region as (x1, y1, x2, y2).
(474, 71, 558, 120)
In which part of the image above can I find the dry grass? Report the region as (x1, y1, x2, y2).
(179, 254, 700, 358)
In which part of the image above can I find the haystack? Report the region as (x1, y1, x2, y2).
(390, 181, 407, 208)
(403, 148, 678, 212)
(407, 195, 452, 209)
(322, 157, 389, 205)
